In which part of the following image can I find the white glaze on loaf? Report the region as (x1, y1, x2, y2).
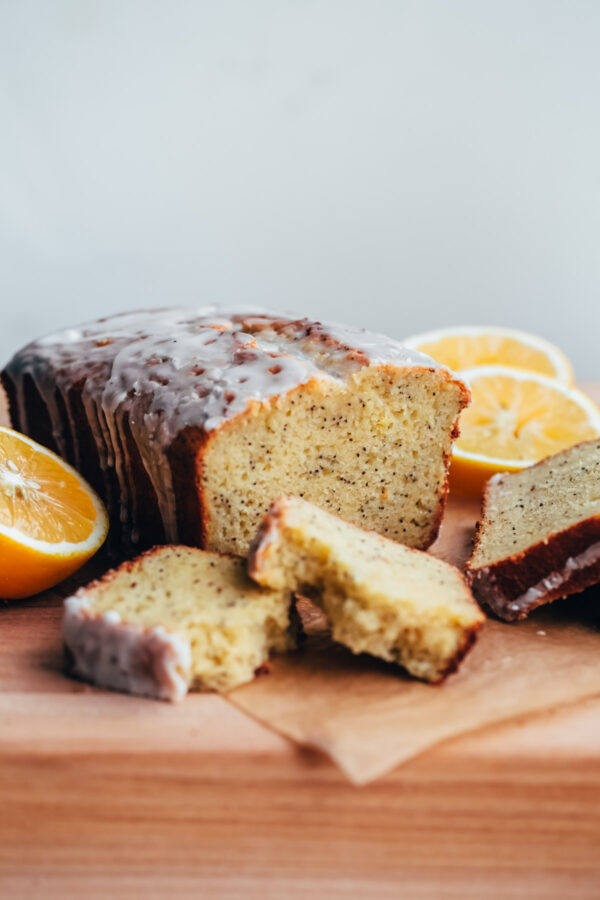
(4, 308, 446, 544)
(63, 595, 192, 701)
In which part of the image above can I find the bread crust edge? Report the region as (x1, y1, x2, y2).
(466, 504, 600, 621)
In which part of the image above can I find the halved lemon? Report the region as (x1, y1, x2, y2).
(451, 366, 600, 496)
(0, 427, 109, 599)
(403, 325, 574, 385)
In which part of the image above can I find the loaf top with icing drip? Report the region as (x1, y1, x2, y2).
(4, 307, 445, 439)
(2, 308, 464, 552)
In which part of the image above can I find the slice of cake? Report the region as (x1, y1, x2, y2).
(466, 438, 600, 621)
(63, 545, 301, 700)
(2, 309, 469, 555)
(248, 497, 484, 683)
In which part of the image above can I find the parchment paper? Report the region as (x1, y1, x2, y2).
(229, 497, 600, 784)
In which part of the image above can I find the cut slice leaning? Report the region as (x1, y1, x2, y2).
(450, 367, 600, 496)
(248, 496, 484, 683)
(403, 325, 574, 385)
(0, 427, 109, 599)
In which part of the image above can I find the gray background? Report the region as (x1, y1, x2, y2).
(1, 1, 599, 375)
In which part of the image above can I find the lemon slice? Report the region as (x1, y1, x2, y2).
(0, 427, 109, 599)
(450, 366, 600, 496)
(403, 326, 574, 385)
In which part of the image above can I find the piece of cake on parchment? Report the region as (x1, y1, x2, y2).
(466, 439, 600, 621)
(248, 496, 484, 683)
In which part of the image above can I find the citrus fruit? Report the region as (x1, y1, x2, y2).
(0, 426, 109, 599)
(450, 366, 600, 496)
(403, 326, 574, 385)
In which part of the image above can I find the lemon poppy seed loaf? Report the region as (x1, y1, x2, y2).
(63, 545, 301, 700)
(248, 496, 484, 682)
(466, 439, 600, 621)
(2, 309, 469, 555)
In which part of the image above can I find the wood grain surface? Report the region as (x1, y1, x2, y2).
(1, 385, 600, 899)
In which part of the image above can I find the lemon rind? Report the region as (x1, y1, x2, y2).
(402, 325, 573, 385)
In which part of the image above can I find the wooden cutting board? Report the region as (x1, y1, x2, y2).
(1, 385, 600, 899)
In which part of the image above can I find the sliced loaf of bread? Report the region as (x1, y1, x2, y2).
(3, 309, 469, 555)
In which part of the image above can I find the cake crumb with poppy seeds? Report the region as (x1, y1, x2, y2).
(248, 496, 484, 683)
(2, 309, 469, 556)
(63, 545, 302, 701)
